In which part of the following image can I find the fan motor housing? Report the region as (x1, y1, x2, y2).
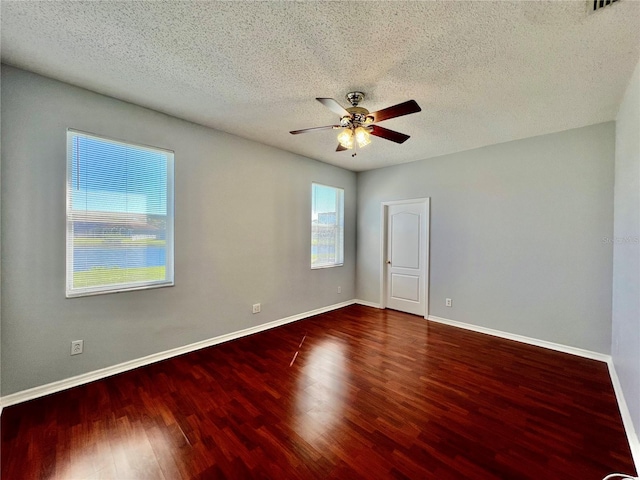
(342, 107, 374, 128)
(347, 106, 369, 115)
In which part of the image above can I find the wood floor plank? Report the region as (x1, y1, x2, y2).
(1, 305, 636, 479)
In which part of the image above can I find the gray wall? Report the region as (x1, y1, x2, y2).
(357, 123, 615, 353)
(0, 66, 356, 396)
(612, 58, 640, 442)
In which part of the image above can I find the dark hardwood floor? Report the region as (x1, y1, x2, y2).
(1, 305, 636, 479)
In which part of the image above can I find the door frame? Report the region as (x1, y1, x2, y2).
(379, 198, 430, 319)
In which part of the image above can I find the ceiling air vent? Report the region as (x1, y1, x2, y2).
(591, 0, 620, 12)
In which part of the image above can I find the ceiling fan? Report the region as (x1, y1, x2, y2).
(290, 92, 421, 156)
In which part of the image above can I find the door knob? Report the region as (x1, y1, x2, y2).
(387, 260, 391, 264)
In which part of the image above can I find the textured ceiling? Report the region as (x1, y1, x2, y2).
(2, 1, 640, 172)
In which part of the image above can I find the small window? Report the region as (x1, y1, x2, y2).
(66, 130, 174, 297)
(311, 183, 344, 268)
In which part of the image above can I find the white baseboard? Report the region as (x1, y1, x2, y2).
(427, 314, 610, 362)
(0, 300, 357, 409)
(608, 359, 640, 472)
(355, 299, 382, 309)
(427, 313, 639, 473)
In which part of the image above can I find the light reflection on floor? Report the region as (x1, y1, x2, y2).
(294, 338, 348, 444)
(54, 421, 174, 479)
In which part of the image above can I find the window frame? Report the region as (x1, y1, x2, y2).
(311, 182, 345, 269)
(65, 129, 175, 298)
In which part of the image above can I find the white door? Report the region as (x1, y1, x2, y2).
(385, 200, 429, 316)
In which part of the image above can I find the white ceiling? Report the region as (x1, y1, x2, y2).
(2, 1, 639, 172)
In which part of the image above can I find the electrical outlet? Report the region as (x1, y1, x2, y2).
(445, 298, 452, 307)
(337, 286, 342, 294)
(252, 303, 261, 314)
(71, 340, 83, 356)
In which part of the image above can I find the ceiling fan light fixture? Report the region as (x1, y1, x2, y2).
(292, 94, 421, 153)
(355, 126, 371, 148)
(337, 128, 354, 149)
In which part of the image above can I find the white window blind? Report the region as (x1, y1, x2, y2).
(311, 183, 344, 268)
(66, 130, 174, 297)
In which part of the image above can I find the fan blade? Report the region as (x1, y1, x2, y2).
(290, 125, 340, 135)
(316, 98, 350, 117)
(336, 143, 348, 152)
(369, 100, 421, 123)
(370, 125, 410, 144)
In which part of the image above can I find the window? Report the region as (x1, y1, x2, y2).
(66, 130, 174, 297)
(311, 183, 344, 268)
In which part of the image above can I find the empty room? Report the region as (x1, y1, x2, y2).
(1, 1, 639, 479)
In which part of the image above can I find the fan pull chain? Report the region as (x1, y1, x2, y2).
(352, 128, 357, 157)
